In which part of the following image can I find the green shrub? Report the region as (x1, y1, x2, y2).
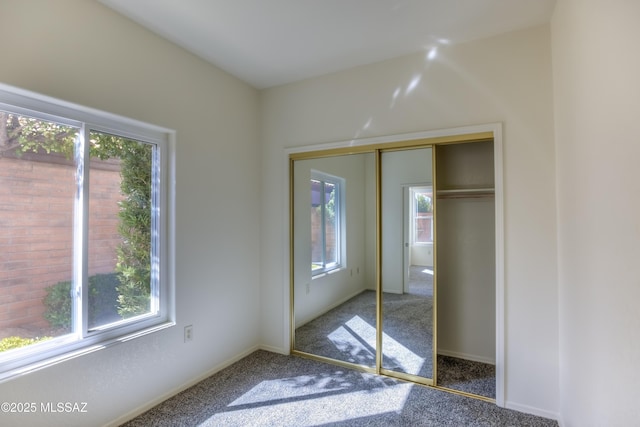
(43, 273, 122, 331)
(90, 273, 121, 325)
(114, 140, 152, 318)
(43, 280, 72, 330)
(0, 336, 50, 352)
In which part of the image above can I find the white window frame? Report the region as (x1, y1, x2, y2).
(310, 170, 345, 276)
(0, 83, 175, 381)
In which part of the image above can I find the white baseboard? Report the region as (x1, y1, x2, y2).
(259, 344, 288, 355)
(104, 344, 262, 427)
(437, 349, 495, 365)
(505, 400, 560, 422)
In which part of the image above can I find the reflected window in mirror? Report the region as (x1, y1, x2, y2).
(411, 187, 433, 245)
(310, 170, 344, 276)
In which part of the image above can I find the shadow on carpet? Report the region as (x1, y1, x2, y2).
(121, 350, 557, 427)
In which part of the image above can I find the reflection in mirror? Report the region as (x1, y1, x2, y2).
(380, 147, 434, 381)
(292, 152, 377, 368)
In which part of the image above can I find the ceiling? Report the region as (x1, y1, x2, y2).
(99, 0, 557, 89)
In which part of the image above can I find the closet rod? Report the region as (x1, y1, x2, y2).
(436, 188, 495, 199)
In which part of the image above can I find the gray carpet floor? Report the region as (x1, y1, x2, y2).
(437, 355, 495, 398)
(121, 350, 557, 427)
(295, 289, 378, 368)
(295, 266, 495, 399)
(294, 265, 435, 375)
(294, 288, 435, 379)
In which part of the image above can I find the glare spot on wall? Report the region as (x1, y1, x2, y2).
(390, 86, 402, 108)
(405, 74, 422, 95)
(427, 46, 438, 61)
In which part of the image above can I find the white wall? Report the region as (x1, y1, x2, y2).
(552, 1, 640, 425)
(411, 244, 433, 267)
(0, 2, 260, 426)
(437, 197, 496, 363)
(260, 25, 559, 417)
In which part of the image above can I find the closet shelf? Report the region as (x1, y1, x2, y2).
(436, 187, 495, 199)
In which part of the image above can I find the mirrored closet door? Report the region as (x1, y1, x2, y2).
(380, 147, 435, 384)
(291, 152, 377, 368)
(290, 133, 499, 401)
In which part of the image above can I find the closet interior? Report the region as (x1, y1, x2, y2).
(435, 141, 496, 399)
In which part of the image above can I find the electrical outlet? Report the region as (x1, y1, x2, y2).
(184, 325, 193, 342)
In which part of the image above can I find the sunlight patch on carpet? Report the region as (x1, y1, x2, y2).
(325, 315, 425, 374)
(204, 381, 413, 426)
(326, 315, 376, 365)
(229, 373, 353, 406)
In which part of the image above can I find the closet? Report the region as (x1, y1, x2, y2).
(289, 131, 501, 402)
(435, 141, 496, 399)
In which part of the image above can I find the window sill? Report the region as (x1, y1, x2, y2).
(0, 321, 175, 384)
(311, 266, 345, 280)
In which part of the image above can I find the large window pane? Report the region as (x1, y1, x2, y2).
(310, 179, 323, 272)
(323, 182, 337, 266)
(310, 172, 342, 275)
(0, 86, 172, 379)
(88, 132, 155, 329)
(0, 111, 78, 351)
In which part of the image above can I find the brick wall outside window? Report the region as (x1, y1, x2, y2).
(0, 154, 122, 336)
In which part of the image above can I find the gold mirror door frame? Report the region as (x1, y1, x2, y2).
(379, 146, 436, 386)
(289, 131, 497, 401)
(290, 151, 378, 371)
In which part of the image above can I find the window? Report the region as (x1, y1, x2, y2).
(310, 171, 344, 275)
(411, 187, 433, 244)
(0, 84, 174, 379)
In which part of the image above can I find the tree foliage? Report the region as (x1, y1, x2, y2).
(112, 139, 152, 318)
(0, 112, 76, 156)
(43, 273, 121, 330)
(416, 194, 432, 213)
(315, 184, 336, 221)
(1, 112, 152, 318)
(0, 336, 50, 353)
(324, 187, 336, 221)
